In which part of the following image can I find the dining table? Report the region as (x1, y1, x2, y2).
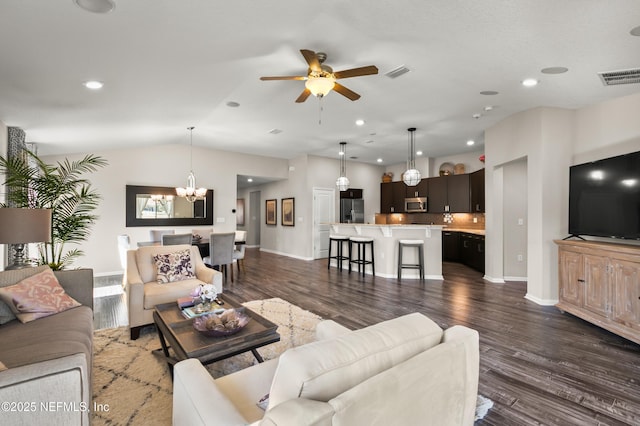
(137, 238, 245, 259)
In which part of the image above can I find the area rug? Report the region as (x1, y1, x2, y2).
(92, 298, 493, 425)
(92, 297, 321, 425)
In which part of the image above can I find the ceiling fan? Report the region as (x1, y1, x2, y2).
(260, 49, 378, 103)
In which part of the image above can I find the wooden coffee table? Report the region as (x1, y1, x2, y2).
(152, 294, 280, 375)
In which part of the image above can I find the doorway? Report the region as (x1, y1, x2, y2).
(312, 188, 335, 259)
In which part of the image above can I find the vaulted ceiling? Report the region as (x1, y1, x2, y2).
(1, 0, 639, 165)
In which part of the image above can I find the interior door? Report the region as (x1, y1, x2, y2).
(313, 188, 335, 259)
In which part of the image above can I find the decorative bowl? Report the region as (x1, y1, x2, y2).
(193, 308, 250, 337)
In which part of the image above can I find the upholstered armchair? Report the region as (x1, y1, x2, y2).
(124, 244, 223, 339)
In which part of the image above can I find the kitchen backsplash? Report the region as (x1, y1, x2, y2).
(376, 213, 485, 229)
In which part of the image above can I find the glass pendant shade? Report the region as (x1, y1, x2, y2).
(336, 176, 350, 191)
(403, 127, 421, 186)
(336, 141, 350, 191)
(176, 127, 207, 202)
(306, 75, 336, 97)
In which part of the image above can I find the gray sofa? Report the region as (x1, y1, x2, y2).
(0, 265, 94, 426)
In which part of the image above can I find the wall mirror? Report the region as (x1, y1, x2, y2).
(126, 185, 214, 227)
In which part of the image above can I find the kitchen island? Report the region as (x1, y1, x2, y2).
(329, 224, 444, 279)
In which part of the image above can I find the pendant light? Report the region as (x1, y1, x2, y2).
(403, 127, 421, 186)
(176, 126, 207, 202)
(336, 141, 350, 191)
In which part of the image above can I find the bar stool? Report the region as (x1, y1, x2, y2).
(397, 239, 425, 280)
(349, 237, 375, 277)
(328, 235, 350, 270)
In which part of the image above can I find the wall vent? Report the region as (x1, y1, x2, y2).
(385, 65, 411, 79)
(598, 68, 640, 86)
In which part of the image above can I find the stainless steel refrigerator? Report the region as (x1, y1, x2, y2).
(340, 198, 364, 223)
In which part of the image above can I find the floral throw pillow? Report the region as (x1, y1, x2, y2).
(154, 249, 195, 284)
(0, 267, 81, 323)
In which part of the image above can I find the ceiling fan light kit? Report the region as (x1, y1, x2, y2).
(260, 49, 378, 103)
(176, 127, 207, 202)
(336, 141, 350, 191)
(403, 127, 421, 187)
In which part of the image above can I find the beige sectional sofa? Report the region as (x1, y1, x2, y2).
(173, 312, 479, 425)
(0, 266, 94, 426)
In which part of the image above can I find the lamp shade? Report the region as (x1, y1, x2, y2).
(305, 76, 336, 97)
(0, 208, 52, 244)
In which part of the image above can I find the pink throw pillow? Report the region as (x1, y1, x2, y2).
(0, 267, 81, 323)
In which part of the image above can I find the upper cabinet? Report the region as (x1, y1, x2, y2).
(405, 179, 428, 198)
(380, 181, 407, 213)
(340, 188, 363, 199)
(427, 174, 471, 213)
(380, 169, 484, 214)
(470, 169, 485, 213)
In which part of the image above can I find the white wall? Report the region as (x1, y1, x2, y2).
(502, 158, 527, 280)
(42, 144, 289, 275)
(485, 91, 640, 305)
(258, 154, 384, 259)
(430, 150, 485, 177)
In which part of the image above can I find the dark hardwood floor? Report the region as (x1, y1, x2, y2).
(94, 248, 640, 425)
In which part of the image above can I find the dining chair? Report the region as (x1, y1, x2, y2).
(150, 229, 175, 242)
(162, 233, 192, 246)
(233, 230, 247, 275)
(203, 232, 235, 283)
(117, 234, 130, 269)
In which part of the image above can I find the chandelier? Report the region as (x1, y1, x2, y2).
(403, 127, 421, 186)
(176, 126, 207, 202)
(336, 142, 350, 191)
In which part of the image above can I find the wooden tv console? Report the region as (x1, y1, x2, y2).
(555, 239, 640, 345)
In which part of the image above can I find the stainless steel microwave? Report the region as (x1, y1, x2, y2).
(405, 197, 427, 212)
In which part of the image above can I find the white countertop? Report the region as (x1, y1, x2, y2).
(443, 228, 486, 236)
(331, 223, 444, 229)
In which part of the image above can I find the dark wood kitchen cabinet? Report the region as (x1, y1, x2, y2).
(460, 232, 485, 273)
(427, 174, 471, 213)
(380, 181, 406, 213)
(470, 169, 485, 213)
(340, 188, 363, 199)
(405, 178, 428, 198)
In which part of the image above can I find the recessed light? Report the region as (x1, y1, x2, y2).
(84, 80, 104, 89)
(483, 105, 493, 111)
(377, 158, 383, 163)
(541, 67, 568, 74)
(355, 119, 365, 126)
(247, 178, 253, 183)
(467, 140, 475, 146)
(226, 101, 240, 108)
(268, 128, 283, 135)
(480, 90, 499, 96)
(416, 151, 423, 156)
(74, 0, 115, 14)
(472, 113, 481, 119)
(630, 25, 640, 36)
(522, 78, 538, 87)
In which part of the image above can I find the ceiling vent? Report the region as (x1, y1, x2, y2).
(385, 65, 411, 79)
(598, 68, 640, 86)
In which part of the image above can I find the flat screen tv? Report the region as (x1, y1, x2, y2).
(568, 150, 640, 240)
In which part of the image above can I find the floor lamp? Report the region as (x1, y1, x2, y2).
(0, 208, 52, 270)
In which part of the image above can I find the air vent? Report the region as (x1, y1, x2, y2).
(385, 65, 411, 79)
(598, 68, 640, 86)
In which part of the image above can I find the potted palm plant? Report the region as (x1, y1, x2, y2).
(0, 149, 107, 270)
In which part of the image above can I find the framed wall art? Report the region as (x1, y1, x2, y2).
(265, 199, 277, 225)
(281, 197, 295, 226)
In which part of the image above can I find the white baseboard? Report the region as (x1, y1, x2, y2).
(504, 276, 528, 282)
(524, 293, 558, 306)
(483, 275, 506, 283)
(259, 248, 314, 261)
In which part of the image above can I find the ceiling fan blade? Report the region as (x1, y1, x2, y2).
(333, 83, 361, 101)
(300, 49, 321, 73)
(260, 76, 307, 81)
(295, 88, 312, 103)
(334, 65, 379, 79)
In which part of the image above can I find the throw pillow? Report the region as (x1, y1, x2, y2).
(0, 267, 81, 323)
(0, 301, 16, 325)
(153, 249, 195, 284)
(257, 393, 269, 411)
